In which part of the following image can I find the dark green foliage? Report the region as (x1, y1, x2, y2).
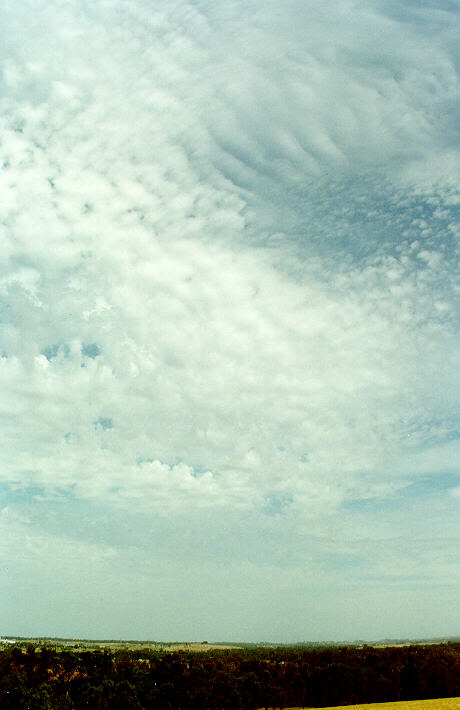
(0, 641, 459, 709)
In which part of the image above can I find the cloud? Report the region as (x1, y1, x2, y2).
(0, 0, 459, 639)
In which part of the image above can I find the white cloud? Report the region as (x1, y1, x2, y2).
(0, 0, 459, 639)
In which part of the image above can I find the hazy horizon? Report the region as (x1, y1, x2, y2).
(3, 633, 459, 645)
(1, 0, 459, 643)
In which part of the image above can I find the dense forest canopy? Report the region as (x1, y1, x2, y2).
(1, 642, 460, 709)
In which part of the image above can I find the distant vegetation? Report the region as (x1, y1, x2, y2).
(1, 641, 460, 709)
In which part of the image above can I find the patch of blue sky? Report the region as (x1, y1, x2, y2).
(81, 342, 101, 358)
(181, 462, 215, 478)
(0, 482, 75, 505)
(1, 493, 125, 550)
(406, 424, 460, 457)
(136, 456, 154, 466)
(263, 493, 294, 516)
(244, 174, 460, 266)
(427, 426, 460, 447)
(41, 343, 70, 360)
(407, 472, 460, 495)
(342, 472, 460, 513)
(381, 0, 460, 26)
(94, 417, 114, 430)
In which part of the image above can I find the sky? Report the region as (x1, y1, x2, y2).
(0, 0, 459, 643)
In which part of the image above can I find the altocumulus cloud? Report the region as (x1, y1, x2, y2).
(0, 0, 459, 641)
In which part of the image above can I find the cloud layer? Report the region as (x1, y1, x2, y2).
(1, 0, 459, 640)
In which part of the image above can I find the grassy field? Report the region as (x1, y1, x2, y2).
(284, 699, 460, 709)
(2, 638, 240, 652)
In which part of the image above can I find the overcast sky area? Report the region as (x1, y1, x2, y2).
(1, 0, 459, 643)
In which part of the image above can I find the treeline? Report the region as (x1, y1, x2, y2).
(1, 642, 459, 709)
